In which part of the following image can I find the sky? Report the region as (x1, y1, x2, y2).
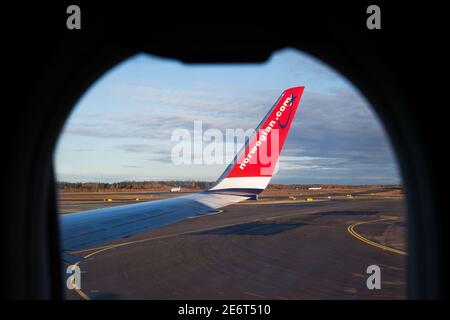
(54, 48, 401, 185)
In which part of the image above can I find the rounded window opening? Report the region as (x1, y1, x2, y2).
(55, 48, 407, 300)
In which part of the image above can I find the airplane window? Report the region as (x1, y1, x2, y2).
(55, 48, 406, 300)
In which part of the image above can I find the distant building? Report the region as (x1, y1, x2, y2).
(308, 187, 322, 190)
(170, 186, 181, 192)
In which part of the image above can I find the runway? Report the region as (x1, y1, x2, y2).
(64, 198, 406, 300)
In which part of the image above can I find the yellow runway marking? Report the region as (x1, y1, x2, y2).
(74, 288, 92, 300)
(236, 199, 326, 205)
(70, 208, 320, 300)
(347, 217, 407, 256)
(72, 259, 92, 300)
(70, 208, 312, 256)
(72, 213, 406, 299)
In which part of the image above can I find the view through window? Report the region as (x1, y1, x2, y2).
(55, 48, 406, 300)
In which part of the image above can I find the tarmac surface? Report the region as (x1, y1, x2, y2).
(62, 197, 406, 300)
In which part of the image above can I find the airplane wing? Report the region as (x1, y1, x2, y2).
(60, 86, 305, 251)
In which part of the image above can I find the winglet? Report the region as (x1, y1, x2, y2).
(209, 86, 304, 194)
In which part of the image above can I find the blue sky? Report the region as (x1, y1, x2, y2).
(54, 48, 401, 184)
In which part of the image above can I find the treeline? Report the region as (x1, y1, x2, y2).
(58, 181, 213, 192)
(58, 181, 403, 192)
(268, 184, 403, 190)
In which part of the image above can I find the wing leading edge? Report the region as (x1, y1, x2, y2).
(60, 87, 304, 251)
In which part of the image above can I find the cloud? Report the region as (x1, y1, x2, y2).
(58, 148, 94, 152)
(115, 144, 153, 153)
(65, 86, 399, 183)
(64, 86, 277, 141)
(58, 53, 400, 184)
(278, 155, 348, 171)
(113, 144, 172, 163)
